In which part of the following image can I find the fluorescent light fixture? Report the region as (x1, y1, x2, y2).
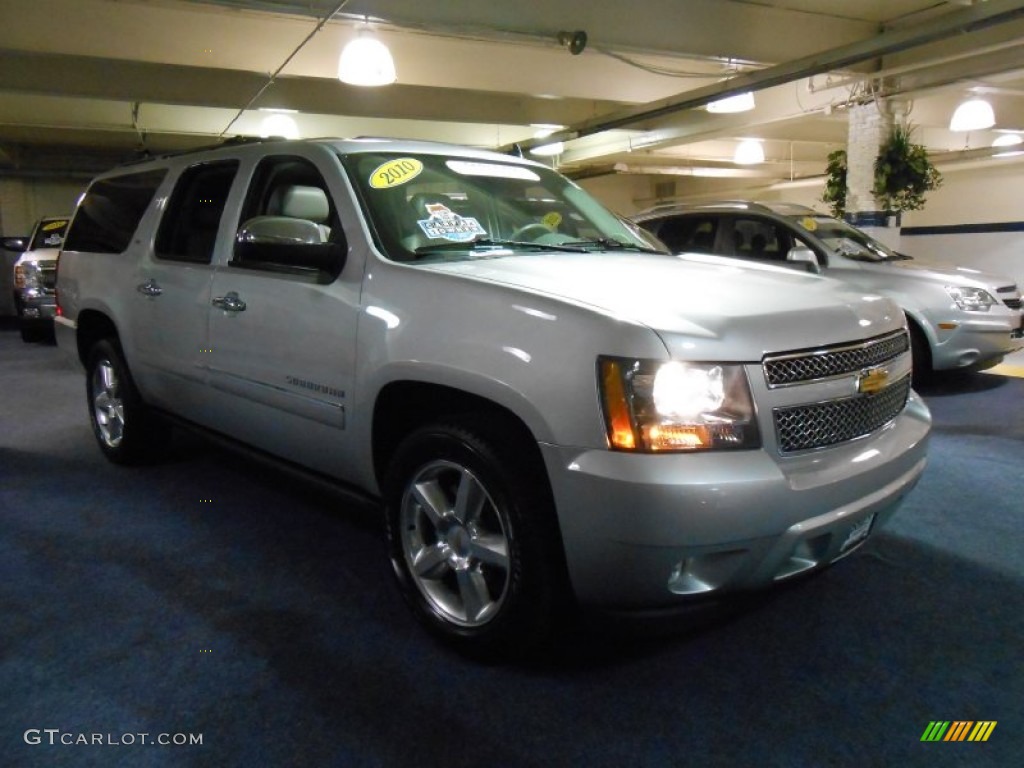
(260, 113, 299, 139)
(733, 139, 765, 165)
(338, 30, 396, 87)
(529, 141, 564, 157)
(992, 133, 1022, 147)
(530, 123, 565, 138)
(707, 92, 755, 114)
(949, 98, 994, 131)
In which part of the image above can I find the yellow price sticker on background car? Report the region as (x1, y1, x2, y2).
(542, 211, 563, 230)
(800, 217, 818, 231)
(43, 220, 68, 231)
(369, 158, 424, 189)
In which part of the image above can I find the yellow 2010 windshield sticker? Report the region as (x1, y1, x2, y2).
(43, 220, 68, 231)
(800, 217, 818, 231)
(369, 158, 424, 189)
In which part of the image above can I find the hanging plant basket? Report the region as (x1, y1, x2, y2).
(873, 124, 942, 213)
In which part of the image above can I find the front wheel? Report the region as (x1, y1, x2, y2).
(384, 418, 568, 658)
(86, 339, 169, 464)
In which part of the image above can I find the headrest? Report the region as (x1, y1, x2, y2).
(279, 185, 330, 223)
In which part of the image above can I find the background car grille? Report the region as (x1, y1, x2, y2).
(763, 330, 909, 387)
(774, 376, 912, 453)
(1003, 298, 1022, 310)
(40, 265, 57, 291)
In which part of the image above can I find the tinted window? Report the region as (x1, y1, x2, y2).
(64, 169, 166, 254)
(645, 215, 718, 254)
(155, 161, 239, 263)
(728, 217, 795, 262)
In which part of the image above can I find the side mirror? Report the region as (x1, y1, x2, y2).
(2, 236, 28, 252)
(786, 245, 821, 273)
(233, 216, 346, 276)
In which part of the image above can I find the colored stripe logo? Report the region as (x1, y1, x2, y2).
(921, 721, 997, 742)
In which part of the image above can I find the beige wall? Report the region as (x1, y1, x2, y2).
(0, 178, 84, 236)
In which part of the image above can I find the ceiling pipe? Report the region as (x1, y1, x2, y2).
(505, 0, 1024, 153)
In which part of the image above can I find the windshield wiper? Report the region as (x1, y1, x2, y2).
(415, 237, 587, 255)
(565, 237, 666, 254)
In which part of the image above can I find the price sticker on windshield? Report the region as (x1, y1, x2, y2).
(369, 158, 424, 189)
(799, 217, 818, 231)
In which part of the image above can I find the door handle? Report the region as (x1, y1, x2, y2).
(212, 291, 247, 312)
(136, 279, 162, 297)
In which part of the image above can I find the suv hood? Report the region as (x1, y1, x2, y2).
(426, 251, 902, 359)
(856, 258, 1017, 292)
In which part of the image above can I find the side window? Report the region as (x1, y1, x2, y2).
(233, 156, 345, 279)
(63, 169, 167, 254)
(730, 217, 794, 262)
(155, 161, 239, 264)
(652, 216, 718, 254)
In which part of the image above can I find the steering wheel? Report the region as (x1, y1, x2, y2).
(510, 223, 553, 241)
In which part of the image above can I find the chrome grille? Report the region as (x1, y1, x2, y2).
(774, 377, 911, 453)
(763, 330, 909, 387)
(40, 265, 57, 291)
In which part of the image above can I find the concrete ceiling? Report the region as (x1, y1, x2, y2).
(3, 0, 1024, 196)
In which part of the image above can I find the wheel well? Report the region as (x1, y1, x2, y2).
(75, 310, 120, 364)
(905, 314, 932, 371)
(372, 381, 543, 488)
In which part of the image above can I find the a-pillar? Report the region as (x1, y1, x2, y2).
(845, 100, 904, 249)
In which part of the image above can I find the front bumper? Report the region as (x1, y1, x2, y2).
(541, 392, 931, 610)
(14, 290, 57, 321)
(929, 312, 1024, 371)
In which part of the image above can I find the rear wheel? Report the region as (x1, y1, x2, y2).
(86, 339, 169, 464)
(384, 417, 567, 658)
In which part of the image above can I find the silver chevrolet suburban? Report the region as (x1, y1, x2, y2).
(55, 138, 931, 655)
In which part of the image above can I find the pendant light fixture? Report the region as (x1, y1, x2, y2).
(733, 139, 765, 165)
(338, 28, 396, 87)
(949, 98, 995, 132)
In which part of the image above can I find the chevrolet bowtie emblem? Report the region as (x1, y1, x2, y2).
(858, 367, 890, 394)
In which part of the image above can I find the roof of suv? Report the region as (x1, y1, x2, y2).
(632, 200, 822, 221)
(116, 136, 544, 172)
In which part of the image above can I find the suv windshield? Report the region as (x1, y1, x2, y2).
(30, 218, 69, 250)
(341, 152, 664, 263)
(788, 214, 909, 263)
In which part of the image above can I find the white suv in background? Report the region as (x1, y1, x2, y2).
(633, 201, 1024, 377)
(55, 138, 930, 655)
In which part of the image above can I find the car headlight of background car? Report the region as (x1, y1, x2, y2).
(598, 357, 760, 452)
(945, 285, 996, 312)
(14, 261, 41, 291)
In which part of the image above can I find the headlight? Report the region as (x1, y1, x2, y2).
(598, 357, 760, 452)
(946, 285, 995, 312)
(14, 261, 40, 290)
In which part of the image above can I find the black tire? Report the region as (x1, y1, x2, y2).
(908, 322, 932, 384)
(384, 416, 568, 658)
(85, 338, 169, 465)
(19, 322, 42, 343)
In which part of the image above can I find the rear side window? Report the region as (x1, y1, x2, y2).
(729, 217, 796, 262)
(155, 161, 239, 263)
(64, 169, 167, 254)
(646, 215, 718, 254)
